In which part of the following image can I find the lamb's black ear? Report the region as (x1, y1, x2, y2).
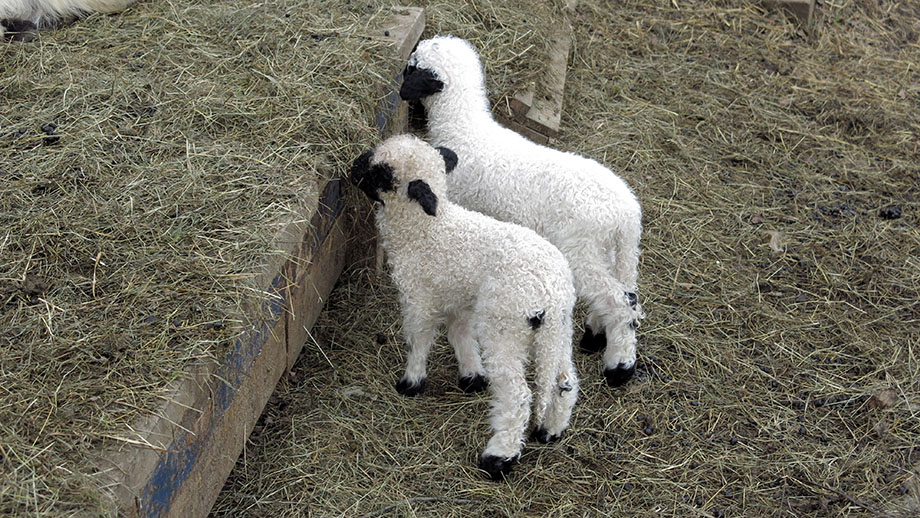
(407, 179, 438, 216)
(399, 66, 444, 101)
(436, 147, 458, 173)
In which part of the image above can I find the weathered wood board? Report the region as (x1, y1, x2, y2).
(91, 8, 425, 517)
(497, 0, 577, 144)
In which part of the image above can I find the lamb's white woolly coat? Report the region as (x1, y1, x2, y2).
(1, 0, 133, 38)
(402, 35, 644, 386)
(351, 134, 579, 478)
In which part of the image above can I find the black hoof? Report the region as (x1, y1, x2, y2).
(604, 363, 635, 387)
(458, 373, 488, 393)
(479, 454, 518, 481)
(395, 377, 426, 396)
(3, 19, 38, 42)
(579, 325, 606, 353)
(530, 427, 561, 444)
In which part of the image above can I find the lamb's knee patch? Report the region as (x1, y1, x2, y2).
(479, 454, 518, 481)
(528, 310, 546, 330)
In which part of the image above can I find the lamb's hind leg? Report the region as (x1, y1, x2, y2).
(530, 305, 578, 443)
(567, 245, 638, 387)
(476, 320, 531, 480)
(447, 310, 487, 393)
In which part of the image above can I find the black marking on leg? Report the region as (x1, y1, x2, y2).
(625, 291, 638, 309)
(479, 454, 518, 481)
(458, 373, 488, 393)
(604, 363, 636, 387)
(395, 377, 426, 397)
(530, 427, 562, 444)
(579, 325, 606, 353)
(558, 379, 574, 395)
(528, 310, 546, 330)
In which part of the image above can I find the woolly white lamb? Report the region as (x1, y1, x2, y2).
(1, 0, 134, 40)
(350, 133, 579, 480)
(400, 35, 645, 387)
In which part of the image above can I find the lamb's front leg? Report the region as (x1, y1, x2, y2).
(447, 311, 487, 393)
(397, 307, 438, 397)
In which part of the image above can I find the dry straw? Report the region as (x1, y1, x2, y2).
(214, 1, 919, 517)
(0, 0, 435, 514)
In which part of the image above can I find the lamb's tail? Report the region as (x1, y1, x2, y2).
(531, 304, 578, 435)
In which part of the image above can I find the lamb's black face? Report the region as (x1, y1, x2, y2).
(399, 65, 444, 101)
(350, 150, 395, 204)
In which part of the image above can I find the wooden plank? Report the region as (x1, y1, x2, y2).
(92, 8, 425, 517)
(358, 6, 426, 277)
(761, 0, 815, 23)
(500, 0, 577, 141)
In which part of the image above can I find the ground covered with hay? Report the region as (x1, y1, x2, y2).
(214, 1, 919, 517)
(0, 0, 518, 514)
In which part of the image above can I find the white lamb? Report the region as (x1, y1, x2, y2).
(1, 0, 134, 40)
(350, 133, 579, 480)
(400, 35, 644, 387)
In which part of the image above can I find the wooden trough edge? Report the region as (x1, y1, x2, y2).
(496, 0, 577, 145)
(90, 7, 425, 518)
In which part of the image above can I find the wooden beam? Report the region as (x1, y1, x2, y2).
(497, 0, 577, 143)
(92, 8, 425, 517)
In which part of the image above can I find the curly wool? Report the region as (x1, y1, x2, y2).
(1, 0, 133, 38)
(403, 35, 645, 386)
(351, 134, 579, 479)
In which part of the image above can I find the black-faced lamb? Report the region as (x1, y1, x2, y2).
(400, 35, 644, 387)
(350, 133, 579, 480)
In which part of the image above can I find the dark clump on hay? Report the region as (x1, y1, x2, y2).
(215, 1, 919, 517)
(1, 0, 411, 514)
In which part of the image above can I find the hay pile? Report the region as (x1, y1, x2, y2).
(214, 0, 919, 517)
(0, 0, 425, 514)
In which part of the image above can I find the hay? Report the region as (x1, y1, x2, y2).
(214, 0, 919, 517)
(0, 0, 407, 514)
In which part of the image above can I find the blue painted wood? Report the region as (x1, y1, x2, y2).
(136, 180, 343, 517)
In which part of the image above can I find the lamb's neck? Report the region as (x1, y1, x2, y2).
(377, 206, 439, 250)
(425, 93, 493, 142)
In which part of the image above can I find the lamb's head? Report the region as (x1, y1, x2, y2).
(400, 36, 486, 107)
(349, 134, 458, 217)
